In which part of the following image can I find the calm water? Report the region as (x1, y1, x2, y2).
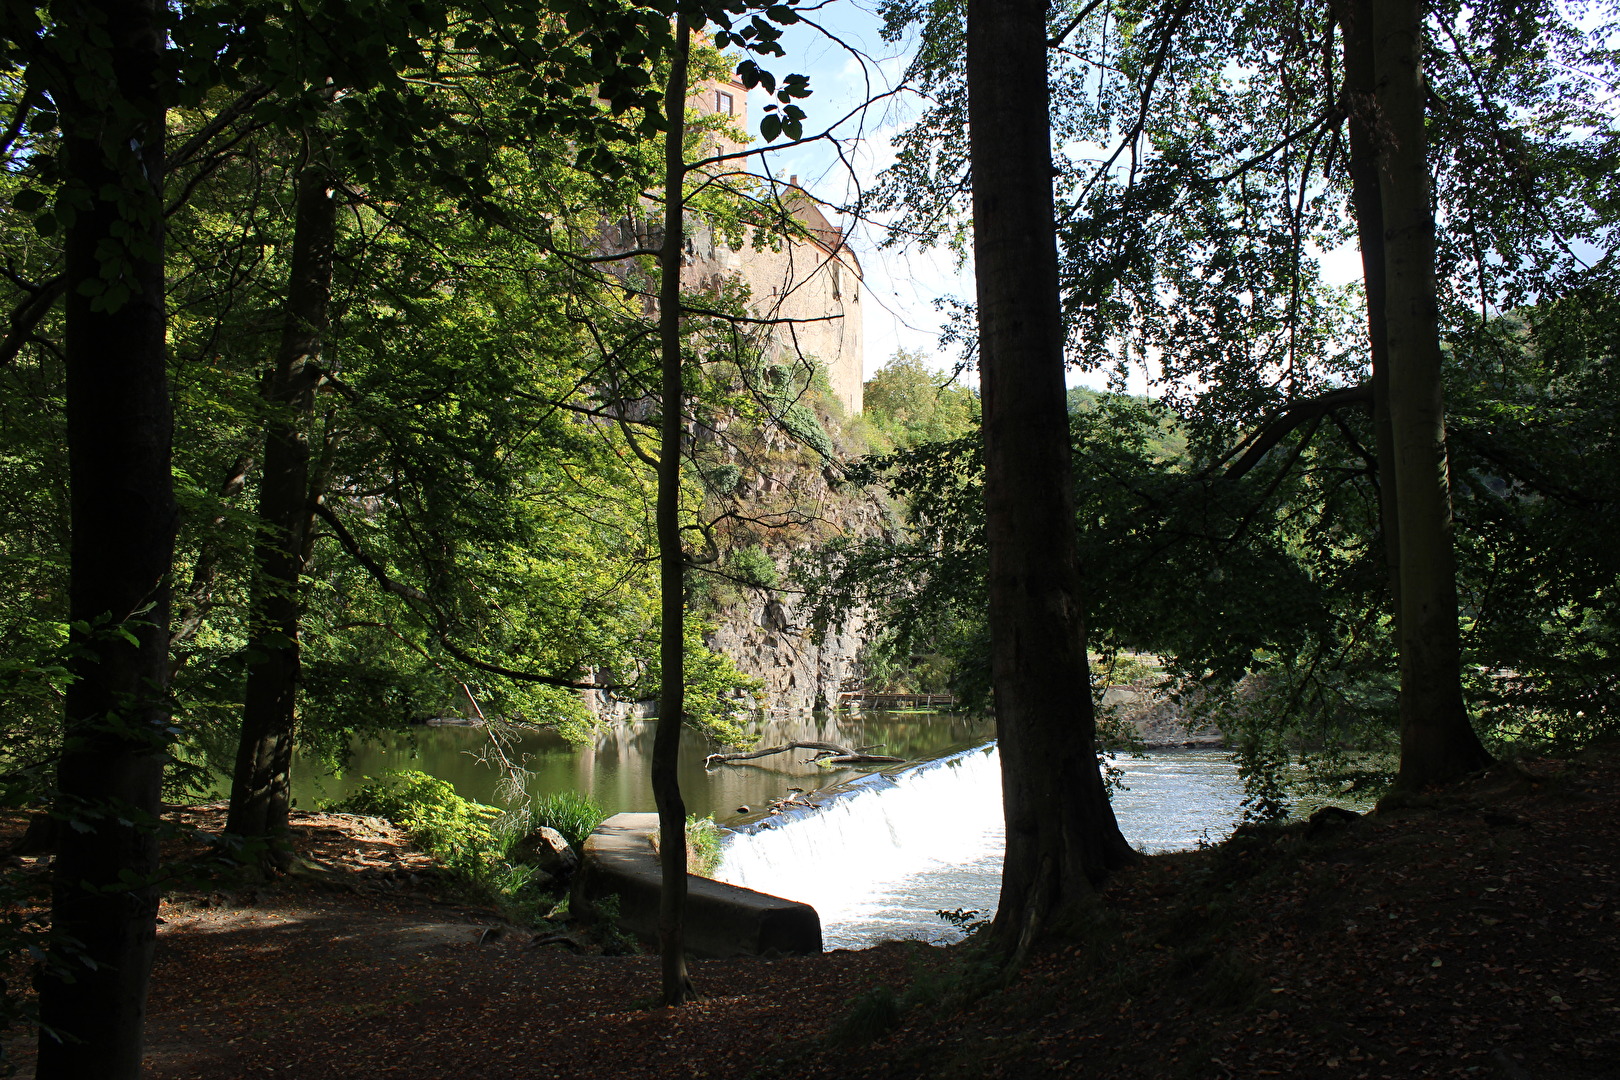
(283, 712, 993, 822)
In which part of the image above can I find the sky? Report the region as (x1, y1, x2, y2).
(725, 2, 977, 383)
(723, 1, 1370, 398)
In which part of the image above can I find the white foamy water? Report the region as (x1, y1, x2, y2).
(715, 743, 1243, 949)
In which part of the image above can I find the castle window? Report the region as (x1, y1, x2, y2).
(716, 91, 734, 115)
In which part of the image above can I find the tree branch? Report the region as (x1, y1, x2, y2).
(313, 500, 619, 690)
(704, 741, 903, 767)
(1217, 383, 1372, 482)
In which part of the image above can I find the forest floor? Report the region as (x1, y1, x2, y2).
(2, 740, 1617, 1080)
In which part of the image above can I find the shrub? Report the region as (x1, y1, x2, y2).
(703, 463, 741, 494)
(727, 544, 779, 589)
(330, 770, 502, 878)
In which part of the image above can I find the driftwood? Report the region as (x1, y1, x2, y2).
(703, 741, 904, 768)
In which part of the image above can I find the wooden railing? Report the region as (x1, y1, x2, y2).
(839, 691, 957, 710)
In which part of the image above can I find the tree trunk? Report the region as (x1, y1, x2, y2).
(1371, 0, 1494, 789)
(1339, 0, 1401, 616)
(227, 158, 337, 854)
(967, 0, 1137, 963)
(652, 12, 697, 1007)
(170, 453, 254, 667)
(36, 2, 176, 1076)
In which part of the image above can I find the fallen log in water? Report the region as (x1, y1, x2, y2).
(703, 741, 904, 768)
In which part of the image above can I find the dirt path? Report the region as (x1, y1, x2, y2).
(5, 745, 1618, 1079)
(3, 808, 916, 1080)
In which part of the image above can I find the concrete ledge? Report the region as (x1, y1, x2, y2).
(572, 813, 822, 958)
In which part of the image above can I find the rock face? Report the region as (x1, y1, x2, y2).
(705, 595, 865, 712)
(509, 826, 579, 879)
(691, 406, 891, 713)
(1099, 683, 1225, 747)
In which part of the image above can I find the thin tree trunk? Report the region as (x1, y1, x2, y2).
(170, 453, 254, 663)
(227, 158, 337, 854)
(967, 0, 1137, 964)
(1371, 0, 1494, 789)
(653, 12, 697, 1007)
(37, 1, 175, 1076)
(1339, 0, 1401, 616)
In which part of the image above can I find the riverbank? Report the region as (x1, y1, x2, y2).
(3, 741, 1615, 1078)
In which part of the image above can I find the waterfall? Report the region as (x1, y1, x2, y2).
(716, 744, 1005, 949)
(715, 742, 1245, 949)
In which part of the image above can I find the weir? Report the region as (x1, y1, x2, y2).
(715, 744, 1006, 949)
(715, 743, 1246, 949)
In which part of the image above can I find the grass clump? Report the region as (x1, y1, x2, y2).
(529, 790, 608, 851)
(828, 986, 903, 1046)
(650, 814, 725, 877)
(687, 814, 723, 877)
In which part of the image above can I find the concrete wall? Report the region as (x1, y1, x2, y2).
(571, 813, 822, 958)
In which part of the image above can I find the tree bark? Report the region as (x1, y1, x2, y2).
(1339, 0, 1402, 616)
(653, 12, 697, 1007)
(1371, 0, 1494, 789)
(36, 2, 176, 1076)
(967, 0, 1137, 963)
(227, 157, 337, 854)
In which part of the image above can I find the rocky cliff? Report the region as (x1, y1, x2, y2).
(695, 395, 890, 712)
(705, 594, 865, 712)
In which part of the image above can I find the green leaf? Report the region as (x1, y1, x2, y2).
(11, 188, 46, 214)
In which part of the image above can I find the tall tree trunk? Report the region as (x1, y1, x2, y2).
(967, 0, 1137, 964)
(36, 2, 176, 1076)
(227, 158, 337, 854)
(1339, 0, 1401, 616)
(1371, 0, 1494, 789)
(652, 12, 696, 1007)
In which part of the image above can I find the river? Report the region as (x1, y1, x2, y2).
(281, 714, 1248, 949)
(284, 712, 996, 819)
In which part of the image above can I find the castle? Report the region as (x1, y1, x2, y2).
(682, 78, 865, 415)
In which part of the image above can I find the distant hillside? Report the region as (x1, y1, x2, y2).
(1067, 385, 1187, 462)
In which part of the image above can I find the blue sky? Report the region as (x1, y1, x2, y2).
(721, 1, 1368, 397)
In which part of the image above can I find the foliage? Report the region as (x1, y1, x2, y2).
(861, 350, 978, 452)
(529, 790, 609, 852)
(1447, 291, 1620, 744)
(812, 296, 1620, 793)
(934, 906, 989, 935)
(329, 771, 504, 880)
(860, 0, 1620, 799)
(643, 621, 764, 749)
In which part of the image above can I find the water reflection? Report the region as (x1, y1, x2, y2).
(288, 712, 993, 821)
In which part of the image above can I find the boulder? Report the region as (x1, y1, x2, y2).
(510, 826, 579, 878)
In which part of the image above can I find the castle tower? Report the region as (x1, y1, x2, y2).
(686, 81, 865, 414)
